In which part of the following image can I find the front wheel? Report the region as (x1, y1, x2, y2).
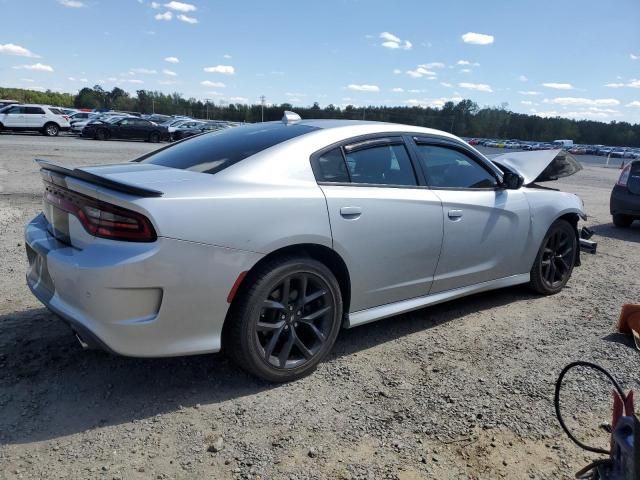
(149, 131, 160, 143)
(529, 219, 577, 295)
(43, 123, 59, 137)
(225, 257, 343, 382)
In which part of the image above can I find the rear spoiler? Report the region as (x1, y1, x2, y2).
(35, 159, 164, 198)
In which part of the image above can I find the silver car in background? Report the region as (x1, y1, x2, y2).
(25, 115, 586, 381)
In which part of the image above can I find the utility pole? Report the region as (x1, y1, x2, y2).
(260, 95, 265, 122)
(152, 98, 155, 114)
(205, 99, 210, 120)
(362, 107, 366, 120)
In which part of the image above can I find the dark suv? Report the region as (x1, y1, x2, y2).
(610, 160, 640, 227)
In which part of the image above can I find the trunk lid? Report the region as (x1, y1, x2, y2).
(488, 149, 583, 185)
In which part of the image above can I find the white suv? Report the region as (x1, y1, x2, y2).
(0, 104, 70, 136)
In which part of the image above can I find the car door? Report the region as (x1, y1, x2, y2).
(313, 136, 444, 313)
(411, 137, 531, 294)
(1, 105, 26, 128)
(113, 118, 131, 139)
(25, 106, 46, 128)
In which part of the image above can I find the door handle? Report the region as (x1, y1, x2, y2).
(340, 206, 362, 219)
(447, 209, 463, 220)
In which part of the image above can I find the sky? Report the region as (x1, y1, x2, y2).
(1, 0, 639, 123)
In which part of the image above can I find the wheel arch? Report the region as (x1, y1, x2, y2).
(552, 211, 582, 267)
(223, 243, 352, 337)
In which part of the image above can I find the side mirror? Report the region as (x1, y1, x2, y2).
(502, 171, 524, 190)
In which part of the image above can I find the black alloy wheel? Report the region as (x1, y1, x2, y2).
(225, 257, 342, 382)
(530, 219, 577, 294)
(257, 273, 333, 369)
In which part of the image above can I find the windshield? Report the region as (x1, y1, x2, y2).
(137, 122, 318, 174)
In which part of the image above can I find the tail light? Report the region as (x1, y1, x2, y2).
(44, 183, 157, 242)
(617, 164, 631, 187)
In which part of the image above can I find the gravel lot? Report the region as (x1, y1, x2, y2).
(1, 134, 639, 479)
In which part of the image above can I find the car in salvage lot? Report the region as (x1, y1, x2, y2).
(610, 160, 640, 227)
(0, 104, 70, 136)
(81, 116, 168, 142)
(25, 114, 587, 382)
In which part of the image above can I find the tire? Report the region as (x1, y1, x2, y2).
(149, 131, 160, 143)
(95, 129, 108, 140)
(225, 257, 343, 382)
(529, 219, 577, 295)
(43, 123, 59, 137)
(613, 214, 633, 228)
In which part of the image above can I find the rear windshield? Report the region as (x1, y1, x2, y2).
(137, 122, 318, 174)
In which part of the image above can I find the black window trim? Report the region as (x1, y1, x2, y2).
(410, 135, 505, 191)
(310, 132, 427, 189)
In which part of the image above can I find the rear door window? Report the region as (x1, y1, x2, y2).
(344, 142, 417, 186)
(138, 122, 318, 174)
(313, 148, 350, 183)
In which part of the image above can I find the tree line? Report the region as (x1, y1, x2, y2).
(2, 85, 639, 146)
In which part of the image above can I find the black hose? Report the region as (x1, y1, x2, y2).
(554, 361, 628, 456)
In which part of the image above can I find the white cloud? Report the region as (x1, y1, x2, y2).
(0, 43, 40, 58)
(347, 84, 380, 92)
(604, 82, 625, 88)
(458, 82, 492, 92)
(162, 68, 177, 76)
(542, 82, 574, 90)
(518, 90, 541, 95)
(164, 56, 179, 63)
(380, 32, 412, 50)
(461, 32, 494, 45)
(204, 65, 235, 74)
(440, 82, 453, 88)
(131, 67, 157, 74)
(164, 1, 196, 12)
(201, 80, 226, 88)
(424, 62, 445, 69)
(460, 68, 471, 73)
(631, 53, 639, 60)
(391, 87, 404, 92)
(549, 97, 620, 107)
(519, 75, 528, 82)
(155, 11, 173, 20)
(21, 78, 34, 82)
(58, 0, 84, 7)
(626, 101, 640, 107)
(627, 79, 640, 88)
(406, 66, 436, 78)
(13, 63, 54, 72)
(457, 60, 471, 65)
(228, 96, 249, 103)
(177, 14, 198, 24)
(205, 91, 224, 96)
(158, 80, 177, 85)
(404, 96, 464, 108)
(392, 69, 402, 74)
(380, 31, 400, 43)
(223, 54, 232, 59)
(521, 100, 533, 105)
(151, 1, 161, 7)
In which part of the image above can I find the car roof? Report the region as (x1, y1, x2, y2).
(289, 119, 460, 140)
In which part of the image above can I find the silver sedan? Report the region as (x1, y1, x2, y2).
(25, 115, 586, 381)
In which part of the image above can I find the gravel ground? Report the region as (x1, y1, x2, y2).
(0, 134, 639, 479)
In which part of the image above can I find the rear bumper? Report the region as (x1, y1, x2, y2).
(610, 185, 640, 216)
(25, 213, 263, 357)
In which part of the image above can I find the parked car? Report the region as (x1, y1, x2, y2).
(82, 116, 167, 142)
(610, 160, 640, 227)
(610, 148, 627, 158)
(71, 112, 124, 133)
(69, 111, 92, 122)
(0, 104, 70, 136)
(171, 121, 224, 141)
(25, 115, 587, 381)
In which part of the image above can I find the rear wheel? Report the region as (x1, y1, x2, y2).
(225, 257, 343, 382)
(43, 123, 59, 137)
(613, 214, 633, 228)
(529, 219, 577, 295)
(149, 131, 160, 143)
